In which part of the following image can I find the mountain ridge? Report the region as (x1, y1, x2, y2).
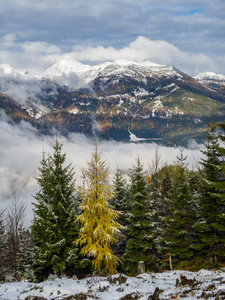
(0, 58, 225, 146)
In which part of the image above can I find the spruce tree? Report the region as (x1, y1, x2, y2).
(122, 157, 155, 275)
(111, 168, 130, 261)
(17, 229, 35, 281)
(32, 138, 80, 281)
(212, 120, 225, 262)
(165, 149, 197, 268)
(148, 164, 173, 270)
(76, 144, 122, 275)
(194, 119, 222, 266)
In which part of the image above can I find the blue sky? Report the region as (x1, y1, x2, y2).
(0, 0, 225, 75)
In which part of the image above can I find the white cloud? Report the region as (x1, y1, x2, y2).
(0, 64, 59, 106)
(21, 41, 61, 54)
(0, 33, 17, 49)
(72, 36, 216, 76)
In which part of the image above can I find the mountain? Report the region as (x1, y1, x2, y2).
(1, 58, 225, 146)
(194, 72, 225, 83)
(194, 72, 225, 97)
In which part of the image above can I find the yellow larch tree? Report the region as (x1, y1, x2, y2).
(75, 143, 122, 274)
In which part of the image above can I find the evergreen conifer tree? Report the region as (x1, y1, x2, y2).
(194, 118, 222, 266)
(122, 157, 155, 275)
(111, 168, 130, 261)
(76, 144, 122, 275)
(17, 229, 35, 281)
(32, 138, 80, 281)
(148, 164, 173, 269)
(212, 120, 225, 262)
(165, 149, 197, 268)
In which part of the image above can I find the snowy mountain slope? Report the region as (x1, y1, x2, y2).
(194, 71, 225, 95)
(42, 56, 90, 88)
(1, 270, 225, 299)
(42, 56, 90, 79)
(42, 58, 184, 86)
(80, 59, 183, 83)
(194, 71, 225, 83)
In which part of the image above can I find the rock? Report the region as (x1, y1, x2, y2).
(148, 287, 160, 300)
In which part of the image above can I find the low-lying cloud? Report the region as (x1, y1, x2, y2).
(0, 64, 57, 106)
(0, 111, 204, 223)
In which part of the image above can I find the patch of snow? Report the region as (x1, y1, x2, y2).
(79, 101, 90, 106)
(174, 106, 184, 115)
(1, 269, 224, 299)
(129, 96, 137, 103)
(117, 98, 124, 107)
(128, 129, 149, 142)
(22, 105, 49, 119)
(152, 99, 164, 117)
(133, 88, 149, 97)
(194, 118, 202, 124)
(194, 71, 225, 82)
(128, 129, 161, 142)
(69, 108, 80, 114)
(165, 83, 176, 88)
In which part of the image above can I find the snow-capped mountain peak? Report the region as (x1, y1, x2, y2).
(42, 56, 90, 79)
(41, 58, 183, 85)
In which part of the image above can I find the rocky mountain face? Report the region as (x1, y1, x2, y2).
(0, 58, 225, 146)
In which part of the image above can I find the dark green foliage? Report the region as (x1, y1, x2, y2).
(213, 120, 225, 261)
(111, 168, 130, 261)
(32, 138, 80, 281)
(165, 149, 197, 268)
(122, 157, 155, 275)
(17, 229, 35, 281)
(148, 164, 173, 270)
(194, 118, 223, 264)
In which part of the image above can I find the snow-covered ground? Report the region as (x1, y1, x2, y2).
(1, 269, 225, 299)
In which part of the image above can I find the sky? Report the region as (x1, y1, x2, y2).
(0, 0, 225, 76)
